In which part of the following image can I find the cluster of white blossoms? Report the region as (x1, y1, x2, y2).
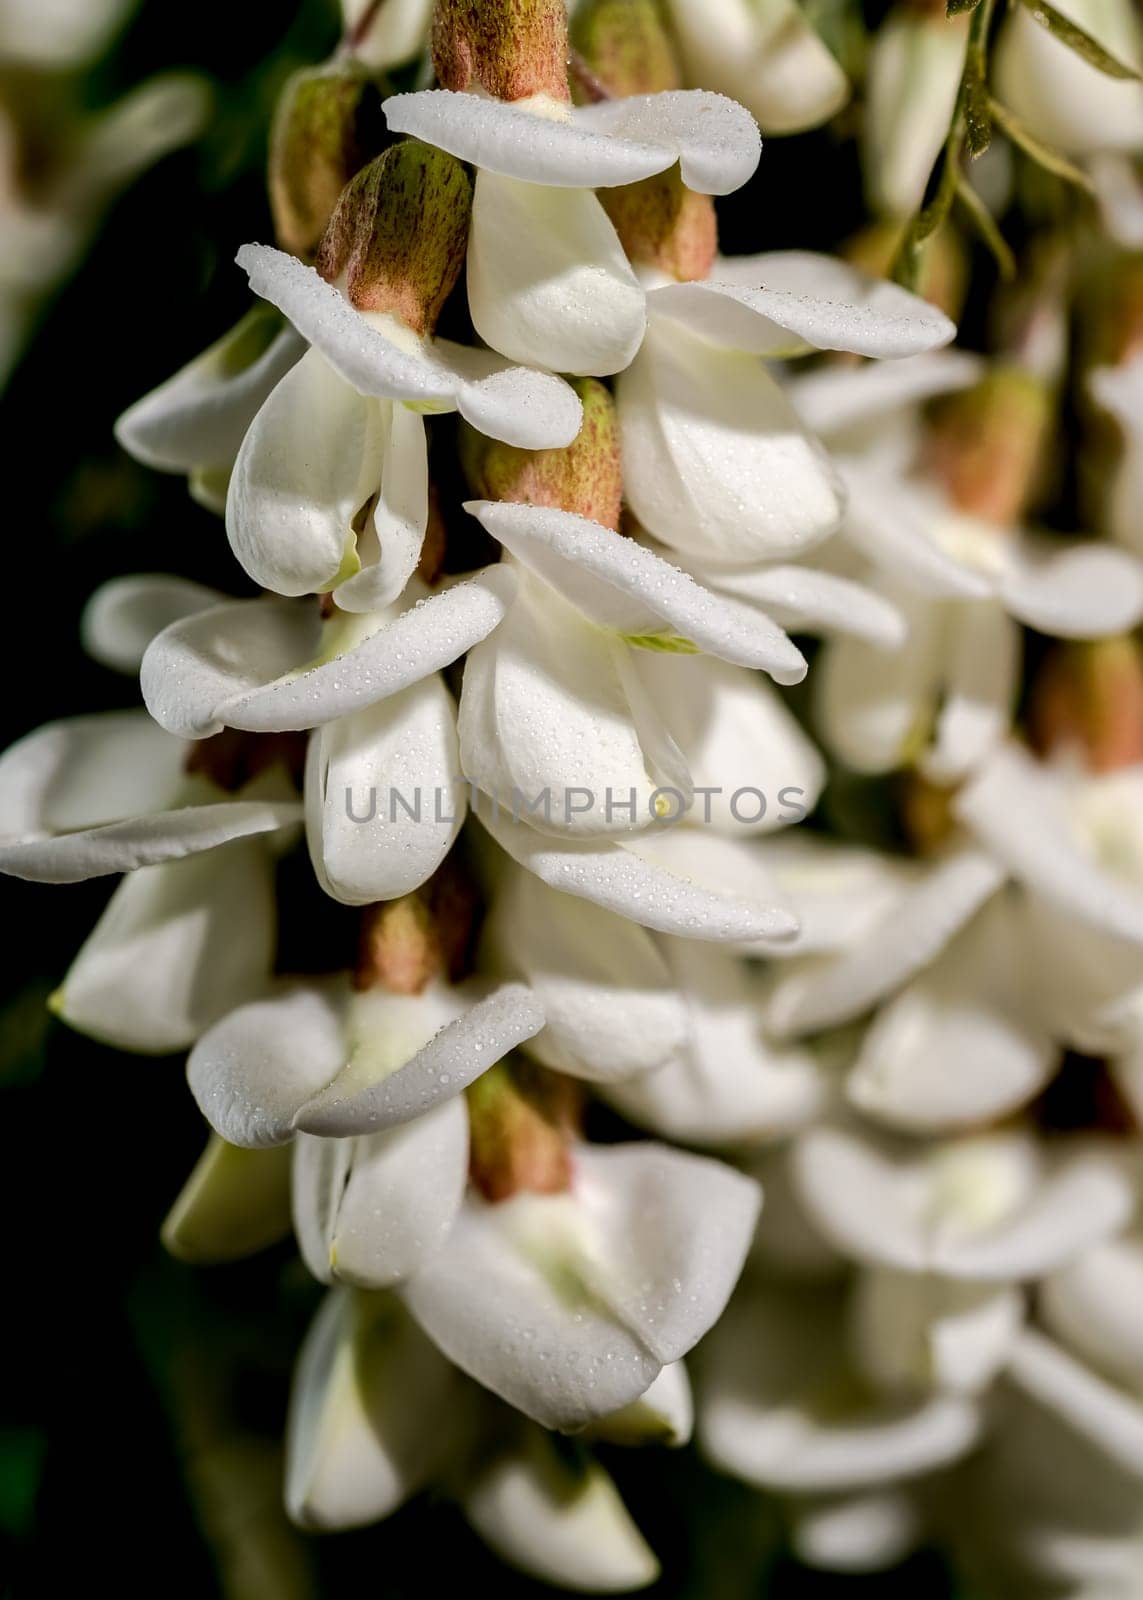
(3, 0, 1143, 1590)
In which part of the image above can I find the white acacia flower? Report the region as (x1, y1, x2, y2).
(793, 1123, 1135, 1396)
(698, 1273, 984, 1495)
(223, 243, 581, 608)
(659, 0, 850, 136)
(0, 707, 301, 1052)
(383, 83, 761, 376)
(604, 251, 954, 565)
(285, 1287, 667, 1588)
(993, 0, 1143, 160)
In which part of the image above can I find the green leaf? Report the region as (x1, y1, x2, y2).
(947, 0, 983, 13)
(954, 176, 1016, 278)
(988, 95, 1097, 192)
(1017, 0, 1141, 80)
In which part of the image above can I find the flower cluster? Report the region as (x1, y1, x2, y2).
(4, 0, 1143, 1591)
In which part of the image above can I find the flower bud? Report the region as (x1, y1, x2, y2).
(1029, 638, 1143, 774)
(432, 0, 570, 103)
(466, 1061, 576, 1202)
(268, 66, 386, 261)
(462, 378, 623, 528)
(921, 368, 1053, 527)
(569, 0, 681, 99)
(316, 140, 471, 334)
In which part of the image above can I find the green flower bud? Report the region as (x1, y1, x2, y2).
(432, 0, 570, 102)
(316, 139, 471, 335)
(268, 65, 386, 261)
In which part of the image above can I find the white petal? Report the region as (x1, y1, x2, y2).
(81, 575, 224, 673)
(934, 1153, 1136, 1281)
(114, 309, 304, 473)
(467, 500, 807, 682)
(383, 89, 760, 192)
(333, 405, 428, 613)
(467, 173, 645, 376)
(479, 810, 800, 944)
(402, 1193, 662, 1428)
(848, 892, 1057, 1132)
(1041, 1234, 1143, 1395)
(648, 259, 954, 360)
(787, 350, 984, 439)
(606, 939, 826, 1145)
(792, 1128, 929, 1273)
(662, 0, 848, 136)
(461, 1428, 659, 1591)
(1000, 534, 1143, 637)
(954, 743, 1143, 945)
(292, 1134, 353, 1286)
(482, 865, 688, 1084)
(53, 839, 276, 1053)
(698, 1282, 981, 1491)
(586, 1362, 694, 1448)
(296, 982, 546, 1137)
(187, 981, 347, 1148)
(227, 348, 386, 596)
(1007, 1329, 1143, 1477)
(700, 561, 907, 649)
(306, 677, 463, 905)
(813, 583, 946, 775)
(1091, 357, 1143, 553)
(760, 833, 918, 958)
(346, 0, 433, 70)
(840, 465, 995, 599)
(571, 90, 762, 194)
(329, 1097, 469, 1288)
(616, 317, 844, 563)
(767, 848, 1005, 1036)
(161, 1135, 292, 1263)
(0, 707, 182, 848)
(431, 336, 585, 447)
(141, 569, 516, 738)
(572, 1142, 761, 1365)
(286, 1290, 461, 1530)
(921, 600, 1019, 784)
(792, 1491, 921, 1575)
(236, 244, 582, 447)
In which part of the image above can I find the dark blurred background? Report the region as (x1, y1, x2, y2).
(0, 2, 968, 1594)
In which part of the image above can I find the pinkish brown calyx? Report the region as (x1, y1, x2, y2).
(432, 0, 571, 102)
(316, 139, 471, 335)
